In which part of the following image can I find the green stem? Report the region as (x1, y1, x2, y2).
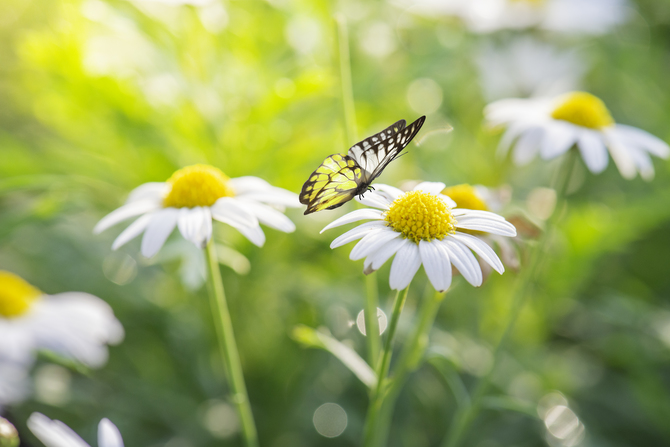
(363, 286, 410, 447)
(205, 243, 259, 447)
(442, 150, 578, 447)
(365, 274, 381, 369)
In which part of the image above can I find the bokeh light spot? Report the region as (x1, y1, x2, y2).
(313, 403, 347, 438)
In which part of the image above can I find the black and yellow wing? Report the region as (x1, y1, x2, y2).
(348, 115, 426, 183)
(299, 153, 364, 215)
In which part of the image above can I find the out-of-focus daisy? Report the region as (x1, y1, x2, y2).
(28, 413, 123, 447)
(0, 271, 123, 371)
(399, 0, 629, 35)
(0, 416, 19, 446)
(321, 182, 517, 292)
(475, 37, 585, 102)
(485, 92, 670, 180)
(94, 164, 300, 258)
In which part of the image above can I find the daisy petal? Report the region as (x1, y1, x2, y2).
(452, 209, 507, 222)
(98, 419, 124, 447)
(28, 413, 90, 447)
(365, 237, 407, 272)
(177, 207, 212, 249)
(442, 239, 483, 287)
(111, 213, 153, 250)
(330, 221, 387, 249)
(355, 190, 394, 209)
(513, 126, 544, 165)
(94, 200, 161, 234)
(455, 217, 517, 237)
(126, 182, 168, 204)
(452, 232, 505, 274)
(321, 209, 384, 233)
(419, 240, 452, 292)
(439, 194, 457, 208)
(237, 201, 296, 233)
(232, 222, 266, 247)
(373, 184, 404, 200)
(350, 228, 401, 260)
(229, 176, 272, 194)
(615, 124, 670, 158)
(413, 182, 447, 195)
(604, 129, 637, 179)
(389, 241, 421, 290)
(141, 208, 179, 258)
(578, 129, 608, 174)
(540, 121, 577, 159)
(211, 198, 258, 228)
(237, 190, 301, 208)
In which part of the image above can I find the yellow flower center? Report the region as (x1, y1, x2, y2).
(441, 184, 488, 211)
(384, 191, 456, 244)
(163, 164, 235, 208)
(551, 92, 614, 129)
(0, 271, 42, 318)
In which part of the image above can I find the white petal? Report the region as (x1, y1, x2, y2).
(389, 241, 422, 290)
(236, 201, 296, 233)
(111, 213, 153, 250)
(438, 194, 457, 208)
(603, 129, 637, 179)
(126, 182, 168, 204)
(355, 190, 393, 209)
(442, 239, 483, 287)
(320, 209, 384, 233)
(497, 121, 530, 158)
(365, 237, 407, 272)
(615, 124, 670, 158)
(577, 129, 609, 174)
(513, 126, 544, 165)
(419, 240, 452, 292)
(234, 223, 266, 247)
(452, 232, 505, 274)
(211, 198, 258, 227)
(413, 181, 446, 195)
(28, 413, 90, 447)
(229, 176, 272, 194)
(94, 200, 161, 234)
(330, 221, 387, 249)
(455, 217, 517, 237)
(177, 207, 212, 249)
(452, 209, 507, 222)
(540, 121, 578, 159)
(350, 228, 401, 260)
(373, 184, 404, 200)
(98, 419, 124, 447)
(141, 208, 179, 258)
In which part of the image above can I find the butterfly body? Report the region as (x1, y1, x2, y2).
(300, 116, 426, 215)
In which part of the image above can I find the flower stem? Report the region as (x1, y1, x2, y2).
(442, 150, 578, 447)
(363, 285, 410, 447)
(205, 243, 259, 447)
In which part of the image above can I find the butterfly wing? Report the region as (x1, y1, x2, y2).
(300, 154, 364, 215)
(348, 116, 426, 183)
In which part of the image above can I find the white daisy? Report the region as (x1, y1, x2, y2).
(0, 271, 124, 374)
(28, 413, 124, 447)
(400, 0, 630, 35)
(485, 91, 670, 180)
(321, 182, 517, 292)
(475, 37, 585, 102)
(0, 363, 29, 407)
(0, 416, 19, 445)
(94, 164, 300, 258)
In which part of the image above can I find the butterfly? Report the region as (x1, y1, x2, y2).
(300, 116, 426, 215)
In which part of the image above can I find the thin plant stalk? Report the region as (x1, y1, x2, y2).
(369, 289, 447, 447)
(205, 243, 259, 447)
(363, 285, 410, 447)
(442, 150, 579, 447)
(334, 14, 381, 367)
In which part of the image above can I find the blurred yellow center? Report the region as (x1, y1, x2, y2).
(441, 184, 488, 211)
(0, 271, 42, 318)
(384, 191, 456, 243)
(163, 164, 234, 208)
(551, 92, 614, 129)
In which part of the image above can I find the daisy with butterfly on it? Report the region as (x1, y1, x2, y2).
(95, 164, 300, 447)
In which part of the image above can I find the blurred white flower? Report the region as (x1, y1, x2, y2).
(0, 363, 29, 407)
(475, 37, 585, 101)
(28, 413, 124, 447)
(0, 271, 124, 369)
(400, 0, 630, 35)
(94, 165, 300, 258)
(321, 182, 516, 292)
(485, 92, 670, 180)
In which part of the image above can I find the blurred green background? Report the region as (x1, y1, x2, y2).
(2, 0, 670, 446)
